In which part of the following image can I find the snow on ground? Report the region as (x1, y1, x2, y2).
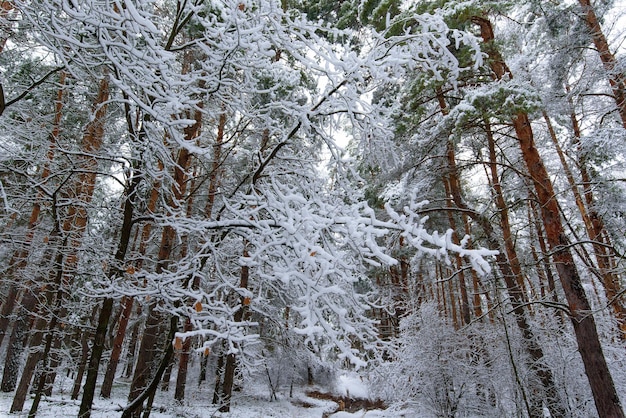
(335, 374, 369, 399)
(0, 374, 414, 418)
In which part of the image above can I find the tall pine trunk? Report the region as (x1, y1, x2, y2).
(439, 90, 565, 417)
(0, 71, 66, 346)
(578, 0, 626, 128)
(473, 15, 625, 417)
(219, 245, 249, 413)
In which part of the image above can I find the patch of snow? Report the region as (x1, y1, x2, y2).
(336, 374, 369, 399)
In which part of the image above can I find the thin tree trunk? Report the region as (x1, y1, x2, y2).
(174, 317, 193, 402)
(437, 263, 447, 319)
(578, 0, 626, 128)
(78, 76, 149, 418)
(173, 167, 200, 402)
(219, 245, 250, 413)
(127, 304, 166, 416)
(463, 215, 485, 320)
(443, 179, 471, 326)
(544, 112, 625, 336)
(126, 107, 197, 413)
(440, 89, 565, 417)
(71, 308, 96, 400)
(120, 316, 177, 418)
(198, 350, 208, 385)
(473, 14, 625, 417)
(124, 304, 142, 378)
(212, 351, 224, 404)
(448, 268, 460, 329)
(0, 71, 66, 347)
(101, 174, 161, 399)
(1, 289, 37, 392)
(9, 315, 46, 412)
(8, 220, 64, 412)
(28, 302, 67, 417)
(41, 332, 64, 396)
(569, 100, 625, 335)
(0, 284, 19, 347)
(484, 118, 529, 297)
(161, 356, 175, 392)
(100, 296, 135, 398)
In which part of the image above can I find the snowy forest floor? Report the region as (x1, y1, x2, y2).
(0, 374, 411, 418)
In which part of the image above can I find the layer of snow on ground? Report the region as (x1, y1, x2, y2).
(0, 375, 409, 418)
(335, 374, 369, 399)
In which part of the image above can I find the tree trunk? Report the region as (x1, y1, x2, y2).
(198, 350, 208, 386)
(513, 110, 624, 417)
(484, 118, 529, 297)
(127, 305, 166, 417)
(463, 215, 485, 320)
(9, 315, 46, 412)
(219, 245, 250, 413)
(577, 0, 626, 127)
(124, 303, 142, 378)
(125, 187, 189, 414)
(440, 89, 565, 417)
(101, 175, 161, 399)
(41, 331, 64, 396)
(568, 101, 625, 336)
(443, 179, 471, 326)
(0, 284, 19, 347)
(212, 352, 224, 404)
(0, 71, 66, 347)
(120, 317, 177, 418)
(72, 315, 95, 400)
(1, 289, 37, 392)
(7, 218, 64, 411)
(219, 353, 238, 412)
(472, 14, 625, 417)
(544, 112, 625, 336)
(100, 296, 135, 398)
(161, 356, 175, 392)
(79, 75, 159, 417)
(174, 317, 193, 401)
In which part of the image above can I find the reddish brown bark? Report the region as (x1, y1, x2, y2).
(9, 75, 107, 414)
(173, 181, 198, 401)
(127, 105, 199, 415)
(1, 289, 38, 392)
(473, 15, 625, 417)
(544, 111, 625, 336)
(99, 296, 135, 398)
(513, 110, 623, 417)
(10, 316, 46, 412)
(174, 317, 194, 401)
(461, 215, 486, 320)
(578, 0, 626, 128)
(443, 179, 471, 326)
(100, 170, 161, 399)
(484, 118, 529, 297)
(439, 87, 564, 418)
(0, 71, 66, 346)
(127, 304, 166, 411)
